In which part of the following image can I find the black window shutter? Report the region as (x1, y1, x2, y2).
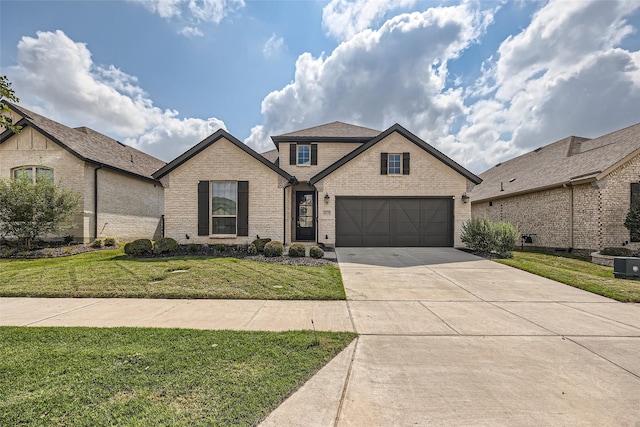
(403, 152, 410, 175)
(289, 144, 296, 165)
(311, 144, 318, 165)
(197, 181, 210, 236)
(381, 153, 388, 175)
(237, 181, 249, 236)
(632, 183, 640, 205)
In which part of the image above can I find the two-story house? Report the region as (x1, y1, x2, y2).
(153, 122, 481, 248)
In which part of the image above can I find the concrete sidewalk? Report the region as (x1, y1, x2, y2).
(0, 297, 353, 332)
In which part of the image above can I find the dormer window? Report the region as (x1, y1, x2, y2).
(297, 144, 311, 166)
(289, 143, 318, 166)
(12, 166, 54, 183)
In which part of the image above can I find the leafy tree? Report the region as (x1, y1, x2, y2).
(624, 202, 640, 242)
(1, 75, 21, 134)
(0, 175, 81, 250)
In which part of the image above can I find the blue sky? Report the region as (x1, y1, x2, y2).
(1, 0, 640, 173)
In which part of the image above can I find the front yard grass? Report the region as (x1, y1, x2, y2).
(0, 249, 345, 300)
(0, 326, 356, 426)
(495, 251, 640, 302)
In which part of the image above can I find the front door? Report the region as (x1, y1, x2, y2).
(296, 191, 315, 241)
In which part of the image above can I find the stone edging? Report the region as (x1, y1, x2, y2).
(591, 252, 614, 267)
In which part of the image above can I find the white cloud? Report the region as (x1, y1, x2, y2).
(263, 34, 285, 58)
(459, 0, 640, 172)
(136, 0, 244, 36)
(8, 30, 225, 162)
(178, 26, 204, 37)
(251, 0, 640, 174)
(322, 0, 417, 41)
(247, 4, 490, 153)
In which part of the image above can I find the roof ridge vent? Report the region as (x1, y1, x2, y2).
(533, 147, 543, 153)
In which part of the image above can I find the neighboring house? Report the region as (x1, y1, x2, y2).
(0, 103, 166, 243)
(154, 121, 481, 248)
(470, 122, 640, 254)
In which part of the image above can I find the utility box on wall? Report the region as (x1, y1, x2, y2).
(613, 257, 640, 280)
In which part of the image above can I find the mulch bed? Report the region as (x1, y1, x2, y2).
(457, 247, 509, 260)
(1, 242, 334, 266)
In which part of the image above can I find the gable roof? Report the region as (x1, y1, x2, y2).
(1, 103, 165, 182)
(152, 128, 295, 182)
(271, 121, 380, 147)
(309, 123, 482, 185)
(260, 148, 279, 164)
(471, 122, 640, 202)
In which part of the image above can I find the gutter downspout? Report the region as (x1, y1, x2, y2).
(283, 183, 291, 244)
(569, 185, 574, 252)
(94, 165, 103, 240)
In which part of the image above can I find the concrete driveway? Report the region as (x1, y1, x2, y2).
(263, 248, 640, 426)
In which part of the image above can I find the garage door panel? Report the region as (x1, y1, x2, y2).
(336, 197, 453, 247)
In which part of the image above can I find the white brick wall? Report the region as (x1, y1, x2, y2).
(312, 132, 472, 247)
(163, 137, 285, 245)
(0, 127, 87, 240)
(279, 142, 362, 181)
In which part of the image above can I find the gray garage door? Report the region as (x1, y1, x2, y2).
(335, 197, 453, 247)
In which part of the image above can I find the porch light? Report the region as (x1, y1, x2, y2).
(324, 194, 330, 203)
(461, 193, 470, 203)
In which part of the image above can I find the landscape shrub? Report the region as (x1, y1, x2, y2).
(247, 244, 258, 255)
(264, 241, 284, 257)
(601, 247, 633, 257)
(309, 246, 324, 259)
(124, 239, 153, 256)
(252, 238, 272, 253)
(63, 235, 75, 245)
(493, 221, 519, 258)
(153, 237, 178, 254)
(288, 243, 306, 257)
(215, 244, 226, 252)
(103, 237, 116, 247)
(90, 239, 103, 248)
(188, 244, 199, 253)
(461, 217, 494, 253)
(461, 217, 519, 257)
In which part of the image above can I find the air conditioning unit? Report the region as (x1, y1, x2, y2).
(613, 257, 640, 280)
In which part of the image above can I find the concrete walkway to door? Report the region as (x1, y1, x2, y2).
(262, 248, 640, 426)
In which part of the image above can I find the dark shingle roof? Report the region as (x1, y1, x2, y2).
(271, 121, 380, 147)
(471, 122, 640, 202)
(1, 103, 165, 181)
(309, 123, 482, 185)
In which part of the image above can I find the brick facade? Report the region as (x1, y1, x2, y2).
(279, 142, 362, 181)
(312, 132, 472, 247)
(162, 137, 286, 245)
(0, 126, 164, 243)
(471, 152, 640, 252)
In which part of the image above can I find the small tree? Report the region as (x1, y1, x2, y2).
(1, 75, 22, 134)
(0, 175, 81, 249)
(624, 202, 640, 242)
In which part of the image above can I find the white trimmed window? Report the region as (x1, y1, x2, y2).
(387, 154, 401, 175)
(12, 166, 54, 183)
(297, 145, 311, 166)
(211, 181, 237, 235)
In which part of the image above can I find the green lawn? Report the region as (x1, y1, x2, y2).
(0, 249, 346, 300)
(0, 327, 356, 426)
(495, 251, 640, 302)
